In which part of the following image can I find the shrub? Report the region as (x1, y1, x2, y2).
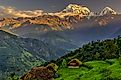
(61, 59, 67, 68)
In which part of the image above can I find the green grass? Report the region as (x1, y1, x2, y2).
(55, 59, 121, 80)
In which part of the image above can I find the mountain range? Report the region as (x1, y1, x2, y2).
(0, 4, 121, 79)
(0, 4, 118, 29)
(0, 4, 120, 45)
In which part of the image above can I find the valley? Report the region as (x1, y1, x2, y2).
(0, 3, 121, 80)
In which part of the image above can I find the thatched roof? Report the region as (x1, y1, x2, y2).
(21, 63, 58, 80)
(21, 66, 54, 80)
(68, 59, 82, 66)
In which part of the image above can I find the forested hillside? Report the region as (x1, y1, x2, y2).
(55, 36, 121, 65)
(9, 36, 121, 80)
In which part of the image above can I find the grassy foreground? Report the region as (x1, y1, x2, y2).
(55, 59, 121, 80)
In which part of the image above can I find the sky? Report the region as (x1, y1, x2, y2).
(0, 0, 120, 13)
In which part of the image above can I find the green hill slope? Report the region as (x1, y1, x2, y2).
(55, 36, 121, 66)
(55, 59, 121, 80)
(53, 36, 121, 80)
(18, 36, 121, 80)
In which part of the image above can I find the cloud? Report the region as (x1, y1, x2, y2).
(0, 6, 44, 17)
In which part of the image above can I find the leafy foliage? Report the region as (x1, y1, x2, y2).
(56, 37, 121, 66)
(61, 59, 67, 68)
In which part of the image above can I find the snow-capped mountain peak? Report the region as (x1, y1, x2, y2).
(99, 7, 117, 16)
(62, 4, 91, 15)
